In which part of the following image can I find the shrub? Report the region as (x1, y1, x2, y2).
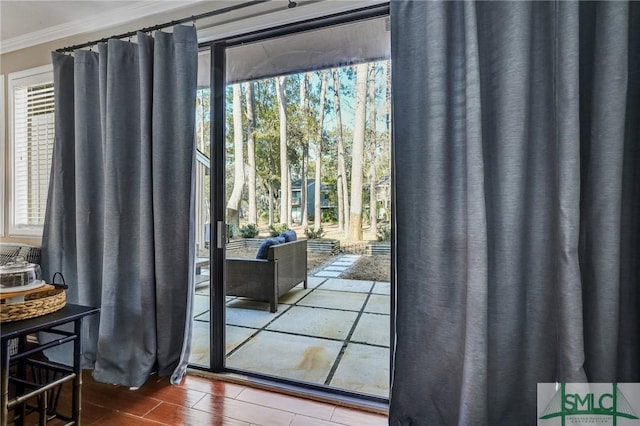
(269, 223, 290, 237)
(321, 208, 338, 223)
(239, 223, 259, 238)
(227, 224, 238, 239)
(304, 227, 325, 239)
(376, 225, 391, 242)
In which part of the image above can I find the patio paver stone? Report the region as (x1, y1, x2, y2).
(319, 278, 374, 293)
(266, 306, 358, 340)
(325, 266, 349, 272)
(315, 270, 342, 278)
(350, 312, 390, 347)
(364, 294, 391, 314)
(226, 330, 343, 385)
(329, 343, 390, 398)
(372, 282, 391, 295)
(331, 261, 356, 267)
(297, 289, 368, 311)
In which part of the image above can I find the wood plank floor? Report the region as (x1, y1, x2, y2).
(15, 371, 389, 425)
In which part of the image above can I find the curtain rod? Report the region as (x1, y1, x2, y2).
(55, 0, 271, 53)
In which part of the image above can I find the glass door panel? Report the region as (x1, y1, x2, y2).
(190, 48, 212, 368)
(221, 15, 392, 399)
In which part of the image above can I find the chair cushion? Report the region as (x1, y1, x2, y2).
(255, 237, 285, 259)
(280, 230, 297, 242)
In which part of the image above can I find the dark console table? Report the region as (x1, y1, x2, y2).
(1, 304, 99, 426)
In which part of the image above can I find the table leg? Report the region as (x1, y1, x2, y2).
(38, 390, 47, 425)
(72, 319, 82, 424)
(1, 339, 9, 426)
(16, 337, 26, 426)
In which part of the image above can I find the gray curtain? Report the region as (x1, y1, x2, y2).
(41, 25, 198, 387)
(390, 1, 639, 424)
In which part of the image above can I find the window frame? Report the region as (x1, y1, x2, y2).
(8, 64, 55, 237)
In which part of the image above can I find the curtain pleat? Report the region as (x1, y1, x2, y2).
(42, 26, 197, 387)
(578, 1, 633, 383)
(390, 1, 639, 424)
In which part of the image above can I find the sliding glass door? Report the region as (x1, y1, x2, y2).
(192, 6, 392, 401)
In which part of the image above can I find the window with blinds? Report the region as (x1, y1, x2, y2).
(9, 66, 55, 236)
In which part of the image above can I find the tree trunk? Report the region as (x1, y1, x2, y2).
(276, 76, 289, 226)
(226, 84, 244, 227)
(348, 63, 368, 241)
(333, 68, 350, 234)
(314, 71, 328, 231)
(300, 73, 309, 226)
(368, 64, 378, 235)
(384, 60, 392, 221)
(268, 183, 274, 226)
(245, 82, 257, 225)
(288, 165, 293, 226)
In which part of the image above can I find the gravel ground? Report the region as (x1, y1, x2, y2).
(342, 254, 391, 282)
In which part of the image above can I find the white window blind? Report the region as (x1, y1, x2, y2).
(9, 66, 55, 236)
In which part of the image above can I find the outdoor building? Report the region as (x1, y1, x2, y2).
(290, 179, 336, 223)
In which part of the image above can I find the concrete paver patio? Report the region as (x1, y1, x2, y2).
(190, 254, 391, 399)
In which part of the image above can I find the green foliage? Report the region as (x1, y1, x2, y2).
(321, 208, 337, 223)
(239, 223, 259, 238)
(269, 223, 290, 237)
(259, 211, 270, 222)
(304, 227, 325, 239)
(376, 224, 391, 242)
(227, 224, 238, 239)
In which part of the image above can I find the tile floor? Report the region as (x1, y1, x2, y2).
(190, 254, 391, 399)
(15, 370, 388, 425)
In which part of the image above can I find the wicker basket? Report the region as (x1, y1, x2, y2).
(0, 287, 66, 323)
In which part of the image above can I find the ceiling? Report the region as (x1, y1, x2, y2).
(0, 1, 213, 53)
(2, 1, 386, 55)
(2, 1, 138, 41)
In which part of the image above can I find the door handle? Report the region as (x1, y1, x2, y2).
(217, 221, 224, 249)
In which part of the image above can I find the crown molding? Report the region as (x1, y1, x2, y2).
(0, 1, 203, 55)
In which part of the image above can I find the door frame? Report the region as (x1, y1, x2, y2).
(197, 3, 393, 404)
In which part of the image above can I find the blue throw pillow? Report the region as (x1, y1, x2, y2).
(280, 230, 297, 242)
(255, 237, 285, 259)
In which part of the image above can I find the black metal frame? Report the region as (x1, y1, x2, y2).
(190, 3, 393, 406)
(210, 41, 227, 373)
(1, 304, 99, 426)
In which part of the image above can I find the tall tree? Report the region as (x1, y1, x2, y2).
(276, 76, 290, 225)
(333, 68, 350, 233)
(300, 73, 310, 226)
(314, 71, 329, 231)
(383, 60, 392, 221)
(253, 79, 279, 226)
(348, 63, 369, 241)
(367, 64, 378, 235)
(245, 81, 257, 226)
(226, 84, 245, 226)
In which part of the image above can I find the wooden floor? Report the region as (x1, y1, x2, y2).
(14, 370, 389, 425)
